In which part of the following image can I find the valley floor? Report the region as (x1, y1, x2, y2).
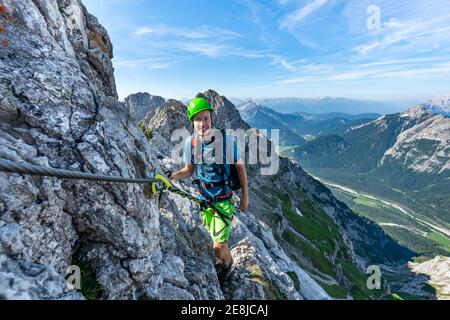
(311, 175, 450, 256)
(308, 175, 450, 300)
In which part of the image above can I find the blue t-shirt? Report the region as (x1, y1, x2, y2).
(183, 133, 239, 200)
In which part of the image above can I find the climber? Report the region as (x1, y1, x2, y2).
(169, 97, 249, 287)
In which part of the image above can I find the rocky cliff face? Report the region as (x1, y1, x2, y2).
(0, 0, 163, 299)
(380, 106, 450, 175)
(0, 0, 413, 300)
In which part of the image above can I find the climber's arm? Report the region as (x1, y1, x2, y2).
(171, 137, 196, 181)
(236, 161, 249, 211)
(169, 164, 194, 181)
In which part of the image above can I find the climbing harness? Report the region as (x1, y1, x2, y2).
(147, 168, 234, 227)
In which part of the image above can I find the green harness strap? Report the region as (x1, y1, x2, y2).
(148, 169, 233, 227)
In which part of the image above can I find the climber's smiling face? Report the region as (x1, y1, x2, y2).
(193, 110, 212, 138)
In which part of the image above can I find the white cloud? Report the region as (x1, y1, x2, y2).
(268, 54, 296, 71)
(144, 40, 270, 59)
(275, 0, 296, 5)
(172, 42, 231, 58)
(325, 70, 378, 81)
(304, 63, 335, 73)
(132, 25, 243, 39)
(355, 23, 450, 54)
(275, 57, 450, 84)
(234, 0, 265, 25)
(279, 0, 328, 30)
(276, 76, 311, 84)
(114, 56, 192, 69)
(351, 6, 450, 55)
(357, 56, 450, 68)
(88, 0, 450, 99)
(372, 63, 450, 79)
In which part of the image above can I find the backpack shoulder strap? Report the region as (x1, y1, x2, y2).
(190, 135, 195, 164)
(191, 134, 203, 164)
(221, 129, 230, 181)
(221, 129, 226, 162)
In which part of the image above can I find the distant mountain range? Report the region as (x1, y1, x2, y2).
(238, 102, 306, 146)
(293, 104, 450, 227)
(237, 101, 380, 146)
(233, 97, 406, 115)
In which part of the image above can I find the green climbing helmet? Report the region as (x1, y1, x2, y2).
(187, 98, 214, 122)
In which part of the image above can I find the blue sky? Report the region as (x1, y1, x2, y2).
(83, 0, 450, 104)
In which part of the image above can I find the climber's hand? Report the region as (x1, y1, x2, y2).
(169, 170, 182, 181)
(240, 192, 249, 212)
(169, 164, 194, 181)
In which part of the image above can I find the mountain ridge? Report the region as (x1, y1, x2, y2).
(237, 101, 380, 146)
